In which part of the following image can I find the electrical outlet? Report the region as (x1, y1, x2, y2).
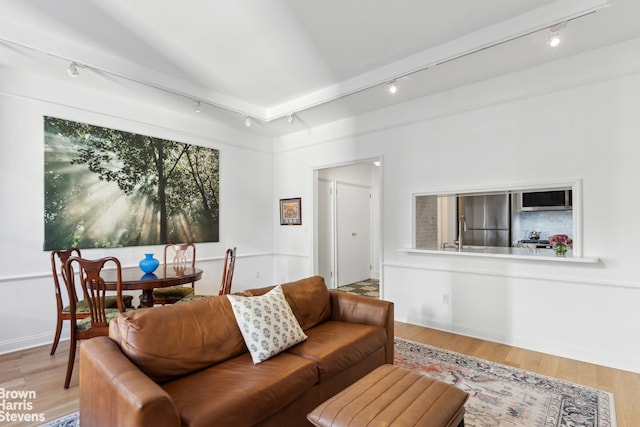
(442, 293, 450, 304)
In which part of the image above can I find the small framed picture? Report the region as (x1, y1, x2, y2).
(280, 197, 302, 225)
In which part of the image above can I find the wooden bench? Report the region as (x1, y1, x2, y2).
(307, 364, 469, 427)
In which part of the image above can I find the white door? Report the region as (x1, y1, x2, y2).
(336, 182, 371, 286)
(317, 180, 334, 288)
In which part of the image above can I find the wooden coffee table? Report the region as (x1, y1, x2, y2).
(307, 364, 469, 427)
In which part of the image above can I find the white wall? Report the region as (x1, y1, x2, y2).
(0, 66, 276, 353)
(3, 33, 640, 373)
(273, 37, 640, 372)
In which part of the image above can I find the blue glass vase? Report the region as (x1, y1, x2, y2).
(139, 253, 159, 274)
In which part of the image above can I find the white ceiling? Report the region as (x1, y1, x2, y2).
(0, 0, 638, 136)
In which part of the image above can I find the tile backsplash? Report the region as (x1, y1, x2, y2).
(512, 210, 573, 243)
(415, 195, 438, 248)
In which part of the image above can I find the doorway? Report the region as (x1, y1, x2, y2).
(315, 160, 381, 293)
(336, 182, 371, 286)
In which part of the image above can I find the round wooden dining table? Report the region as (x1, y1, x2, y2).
(102, 265, 203, 307)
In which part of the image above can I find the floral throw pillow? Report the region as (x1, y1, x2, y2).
(227, 285, 307, 364)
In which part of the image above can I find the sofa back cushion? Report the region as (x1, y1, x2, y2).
(245, 276, 331, 331)
(109, 295, 247, 383)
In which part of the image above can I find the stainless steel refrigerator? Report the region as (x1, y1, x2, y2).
(459, 194, 510, 247)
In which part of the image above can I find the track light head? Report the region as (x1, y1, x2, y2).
(67, 62, 80, 77)
(388, 80, 397, 94)
(245, 116, 252, 127)
(548, 22, 566, 48)
(194, 101, 202, 113)
(287, 113, 295, 124)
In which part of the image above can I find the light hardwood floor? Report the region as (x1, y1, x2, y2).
(0, 340, 78, 427)
(1, 322, 638, 426)
(395, 322, 640, 427)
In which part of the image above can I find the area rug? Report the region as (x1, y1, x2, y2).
(336, 278, 380, 298)
(41, 338, 616, 427)
(39, 411, 78, 427)
(394, 337, 616, 427)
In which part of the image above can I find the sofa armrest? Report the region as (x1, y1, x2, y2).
(329, 291, 394, 363)
(80, 337, 181, 427)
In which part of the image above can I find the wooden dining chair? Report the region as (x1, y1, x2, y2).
(177, 247, 236, 303)
(63, 256, 132, 388)
(51, 248, 87, 356)
(218, 247, 237, 295)
(50, 249, 133, 356)
(151, 243, 196, 305)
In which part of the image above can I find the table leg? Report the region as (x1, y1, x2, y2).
(139, 289, 155, 308)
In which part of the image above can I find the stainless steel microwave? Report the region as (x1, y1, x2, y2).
(518, 189, 572, 211)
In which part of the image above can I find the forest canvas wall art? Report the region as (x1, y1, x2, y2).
(44, 116, 219, 250)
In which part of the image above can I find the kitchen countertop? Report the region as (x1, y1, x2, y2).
(401, 246, 599, 263)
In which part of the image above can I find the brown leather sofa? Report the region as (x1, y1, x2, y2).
(79, 276, 394, 427)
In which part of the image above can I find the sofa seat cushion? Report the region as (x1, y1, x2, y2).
(286, 321, 387, 382)
(162, 351, 318, 427)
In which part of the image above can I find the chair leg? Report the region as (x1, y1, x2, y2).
(64, 338, 77, 389)
(50, 315, 63, 356)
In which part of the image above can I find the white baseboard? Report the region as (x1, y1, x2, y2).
(0, 332, 65, 356)
(399, 310, 640, 374)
